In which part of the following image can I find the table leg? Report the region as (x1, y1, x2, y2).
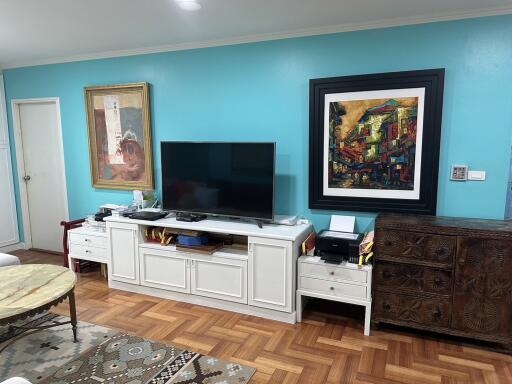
(69, 289, 78, 342)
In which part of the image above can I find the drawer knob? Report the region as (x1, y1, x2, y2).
(85, 238, 90, 242)
(330, 286, 334, 290)
(85, 250, 91, 253)
(329, 271, 335, 276)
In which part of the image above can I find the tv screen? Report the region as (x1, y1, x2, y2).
(161, 142, 275, 221)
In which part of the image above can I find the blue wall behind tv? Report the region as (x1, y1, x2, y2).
(4, 15, 512, 241)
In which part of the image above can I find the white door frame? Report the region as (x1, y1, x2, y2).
(11, 98, 69, 249)
(0, 74, 19, 248)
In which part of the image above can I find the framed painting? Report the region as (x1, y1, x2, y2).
(309, 69, 444, 215)
(85, 82, 154, 190)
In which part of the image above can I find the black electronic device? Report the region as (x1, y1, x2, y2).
(315, 230, 363, 264)
(176, 212, 207, 222)
(128, 211, 168, 221)
(94, 211, 112, 221)
(161, 142, 275, 221)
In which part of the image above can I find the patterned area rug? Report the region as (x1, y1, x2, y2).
(39, 332, 255, 384)
(1, 315, 255, 384)
(0, 314, 117, 383)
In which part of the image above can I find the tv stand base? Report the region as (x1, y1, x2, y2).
(176, 213, 207, 222)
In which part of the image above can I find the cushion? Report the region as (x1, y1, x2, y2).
(1, 378, 32, 384)
(0, 253, 21, 267)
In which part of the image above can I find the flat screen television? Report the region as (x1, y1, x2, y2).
(161, 142, 275, 221)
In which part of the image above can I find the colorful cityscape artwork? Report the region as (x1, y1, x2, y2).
(326, 91, 421, 197)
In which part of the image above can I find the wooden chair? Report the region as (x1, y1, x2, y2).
(60, 218, 85, 270)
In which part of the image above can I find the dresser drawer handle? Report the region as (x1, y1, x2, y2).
(85, 250, 91, 254)
(329, 271, 335, 276)
(330, 286, 334, 291)
(84, 238, 91, 242)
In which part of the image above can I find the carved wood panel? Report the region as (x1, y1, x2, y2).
(375, 230, 455, 266)
(451, 237, 512, 337)
(374, 291, 451, 327)
(374, 261, 452, 296)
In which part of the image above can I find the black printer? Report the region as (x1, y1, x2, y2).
(315, 230, 363, 264)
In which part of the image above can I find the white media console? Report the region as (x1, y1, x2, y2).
(103, 215, 313, 323)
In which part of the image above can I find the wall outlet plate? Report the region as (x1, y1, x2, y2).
(451, 165, 468, 181)
(468, 170, 486, 181)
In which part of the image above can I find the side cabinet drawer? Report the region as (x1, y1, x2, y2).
(299, 262, 367, 283)
(374, 261, 452, 296)
(69, 232, 106, 248)
(375, 230, 455, 266)
(69, 243, 107, 261)
(374, 291, 451, 328)
(299, 276, 366, 299)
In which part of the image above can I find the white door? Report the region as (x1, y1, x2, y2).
(0, 76, 18, 248)
(248, 237, 292, 312)
(16, 101, 67, 252)
(107, 223, 139, 284)
(191, 254, 247, 304)
(140, 247, 190, 293)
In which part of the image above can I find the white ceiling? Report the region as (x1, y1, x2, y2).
(1, 0, 511, 68)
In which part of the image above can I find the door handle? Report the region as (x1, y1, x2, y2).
(23, 175, 31, 181)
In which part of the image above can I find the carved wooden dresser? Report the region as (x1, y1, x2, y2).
(372, 213, 512, 350)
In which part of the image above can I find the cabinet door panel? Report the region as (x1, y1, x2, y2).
(140, 248, 190, 293)
(108, 223, 139, 284)
(452, 237, 512, 337)
(248, 237, 292, 312)
(191, 255, 247, 303)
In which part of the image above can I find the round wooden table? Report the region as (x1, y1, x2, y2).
(0, 264, 77, 353)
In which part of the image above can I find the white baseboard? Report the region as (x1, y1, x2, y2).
(0, 242, 26, 253)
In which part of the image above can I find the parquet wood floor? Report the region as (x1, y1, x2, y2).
(11, 249, 512, 384)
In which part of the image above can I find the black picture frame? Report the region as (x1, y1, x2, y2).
(309, 69, 445, 215)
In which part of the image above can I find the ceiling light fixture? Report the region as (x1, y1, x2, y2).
(175, 0, 202, 11)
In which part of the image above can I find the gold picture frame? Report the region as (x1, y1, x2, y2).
(84, 82, 154, 190)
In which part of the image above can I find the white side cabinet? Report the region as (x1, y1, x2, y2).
(140, 246, 190, 293)
(248, 237, 293, 312)
(296, 256, 372, 336)
(107, 222, 139, 284)
(68, 227, 107, 270)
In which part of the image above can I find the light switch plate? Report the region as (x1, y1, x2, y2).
(451, 165, 468, 181)
(468, 170, 486, 181)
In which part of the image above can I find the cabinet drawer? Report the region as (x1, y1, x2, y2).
(69, 232, 106, 248)
(374, 261, 452, 296)
(69, 243, 107, 261)
(299, 262, 367, 283)
(374, 291, 451, 328)
(375, 230, 455, 266)
(299, 276, 366, 299)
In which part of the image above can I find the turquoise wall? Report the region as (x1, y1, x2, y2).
(4, 15, 512, 241)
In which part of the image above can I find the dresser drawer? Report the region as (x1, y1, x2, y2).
(69, 232, 106, 248)
(299, 276, 366, 299)
(375, 230, 455, 266)
(69, 243, 107, 261)
(374, 261, 452, 296)
(374, 291, 451, 328)
(299, 262, 367, 283)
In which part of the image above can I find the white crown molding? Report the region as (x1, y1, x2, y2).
(2, 5, 512, 70)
